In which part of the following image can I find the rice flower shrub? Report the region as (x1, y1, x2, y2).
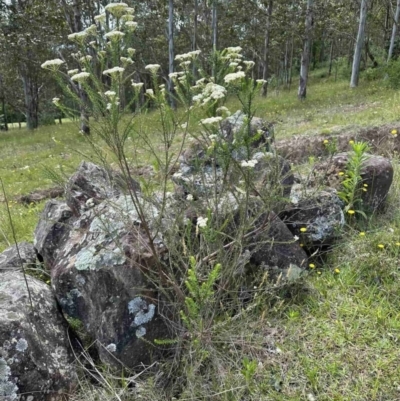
(43, 6, 293, 399)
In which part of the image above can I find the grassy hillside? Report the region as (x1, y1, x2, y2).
(2, 73, 400, 399)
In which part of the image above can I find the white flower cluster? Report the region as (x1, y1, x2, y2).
(145, 64, 161, 73)
(124, 21, 138, 31)
(105, 2, 129, 17)
(241, 159, 258, 168)
(121, 14, 134, 22)
(68, 31, 88, 43)
(105, 30, 125, 41)
(67, 69, 78, 76)
(104, 90, 117, 99)
(120, 57, 134, 66)
(71, 72, 90, 83)
(131, 81, 144, 90)
(197, 216, 208, 228)
(85, 24, 97, 36)
(224, 71, 246, 84)
(52, 97, 60, 105)
(193, 82, 226, 105)
(200, 116, 222, 126)
(41, 59, 64, 70)
(80, 55, 92, 63)
(216, 106, 230, 116)
(243, 60, 255, 68)
(226, 46, 242, 54)
(256, 79, 268, 85)
(94, 13, 106, 23)
(103, 66, 124, 77)
(175, 50, 201, 62)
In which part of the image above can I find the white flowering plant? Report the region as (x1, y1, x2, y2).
(41, 7, 299, 400)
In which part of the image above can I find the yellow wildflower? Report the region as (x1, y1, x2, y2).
(309, 263, 316, 269)
(300, 227, 307, 233)
(349, 140, 355, 144)
(334, 268, 340, 274)
(347, 210, 355, 215)
(362, 188, 367, 192)
(359, 232, 365, 236)
(378, 244, 385, 249)
(323, 139, 329, 144)
(317, 271, 321, 275)
(338, 172, 345, 176)
(396, 242, 400, 246)
(363, 183, 368, 187)
(391, 129, 398, 135)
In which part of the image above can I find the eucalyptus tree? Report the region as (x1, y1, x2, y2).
(387, 0, 400, 62)
(350, 0, 368, 88)
(298, 0, 313, 99)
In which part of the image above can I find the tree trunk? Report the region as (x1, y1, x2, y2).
(328, 40, 334, 76)
(388, 0, 400, 63)
(168, 0, 175, 109)
(288, 34, 294, 91)
(65, 0, 90, 134)
(350, 0, 368, 88)
(193, 0, 198, 52)
(1, 97, 8, 131)
(192, 0, 198, 78)
(212, 0, 218, 51)
(22, 74, 39, 130)
(261, 0, 273, 97)
(298, 0, 313, 99)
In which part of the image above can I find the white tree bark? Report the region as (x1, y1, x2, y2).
(350, 0, 368, 88)
(298, 0, 313, 99)
(212, 0, 218, 51)
(168, 0, 175, 108)
(387, 0, 400, 63)
(261, 0, 273, 97)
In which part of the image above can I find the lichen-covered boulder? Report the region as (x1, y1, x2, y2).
(65, 161, 140, 216)
(179, 111, 274, 168)
(312, 152, 393, 211)
(0, 272, 77, 400)
(174, 112, 282, 200)
(34, 200, 73, 269)
(252, 152, 294, 199)
(49, 195, 170, 370)
(220, 110, 274, 150)
(279, 186, 345, 246)
(0, 243, 37, 273)
(249, 211, 308, 270)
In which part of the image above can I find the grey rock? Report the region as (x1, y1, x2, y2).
(50, 195, 169, 370)
(34, 200, 73, 269)
(280, 186, 345, 245)
(220, 110, 274, 151)
(312, 152, 393, 211)
(0, 272, 77, 400)
(249, 211, 308, 270)
(252, 152, 294, 199)
(0, 243, 37, 273)
(66, 161, 140, 216)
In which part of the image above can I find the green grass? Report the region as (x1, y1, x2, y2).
(2, 73, 400, 399)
